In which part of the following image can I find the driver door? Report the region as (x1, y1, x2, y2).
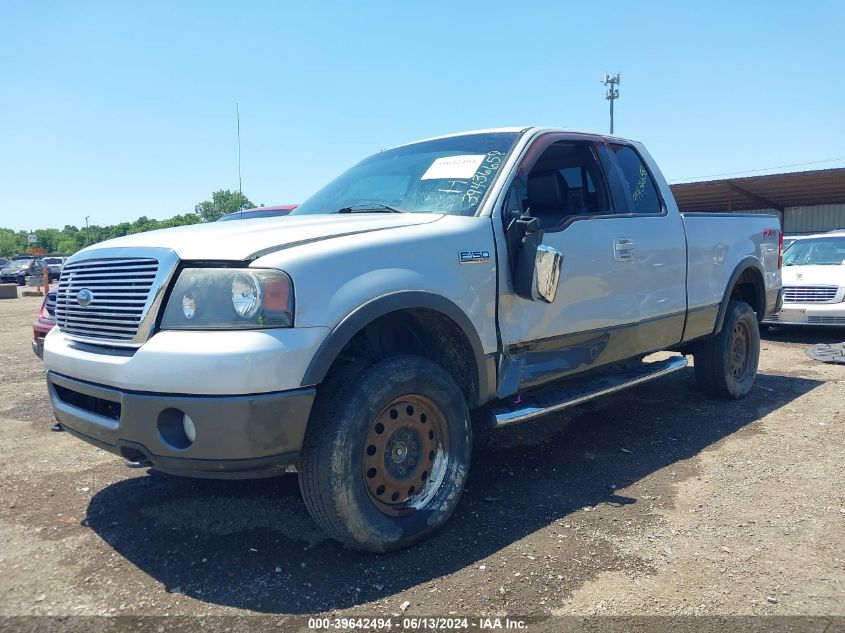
(495, 134, 683, 394)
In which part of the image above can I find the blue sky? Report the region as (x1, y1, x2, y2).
(1, 1, 843, 231)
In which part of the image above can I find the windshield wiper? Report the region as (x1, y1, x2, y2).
(336, 203, 405, 214)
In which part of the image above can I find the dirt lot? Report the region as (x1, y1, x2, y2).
(0, 292, 843, 620)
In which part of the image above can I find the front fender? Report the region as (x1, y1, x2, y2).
(301, 290, 496, 406)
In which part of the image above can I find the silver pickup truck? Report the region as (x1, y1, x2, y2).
(44, 127, 783, 551)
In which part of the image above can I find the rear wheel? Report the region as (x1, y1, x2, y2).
(693, 299, 760, 399)
(298, 355, 472, 551)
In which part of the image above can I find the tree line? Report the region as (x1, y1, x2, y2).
(0, 190, 254, 257)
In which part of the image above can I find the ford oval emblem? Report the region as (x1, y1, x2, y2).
(76, 288, 94, 307)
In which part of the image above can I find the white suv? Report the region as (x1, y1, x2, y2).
(764, 230, 845, 326)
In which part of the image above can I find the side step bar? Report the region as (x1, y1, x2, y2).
(491, 355, 688, 428)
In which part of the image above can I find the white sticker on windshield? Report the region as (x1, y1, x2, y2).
(421, 155, 486, 180)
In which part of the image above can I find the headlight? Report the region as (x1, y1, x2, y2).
(182, 292, 197, 319)
(231, 272, 260, 318)
(160, 268, 293, 330)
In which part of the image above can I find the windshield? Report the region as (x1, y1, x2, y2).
(6, 260, 32, 270)
(218, 210, 292, 221)
(291, 132, 522, 217)
(783, 237, 845, 266)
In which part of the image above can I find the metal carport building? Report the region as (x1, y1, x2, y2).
(670, 167, 845, 235)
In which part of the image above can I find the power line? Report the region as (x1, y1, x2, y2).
(669, 156, 845, 183)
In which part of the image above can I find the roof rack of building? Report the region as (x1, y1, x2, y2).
(669, 167, 845, 235)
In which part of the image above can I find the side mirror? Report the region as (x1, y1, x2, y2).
(534, 245, 563, 303)
(513, 234, 563, 303)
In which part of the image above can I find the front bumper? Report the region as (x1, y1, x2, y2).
(763, 301, 845, 326)
(43, 326, 329, 395)
(47, 371, 315, 478)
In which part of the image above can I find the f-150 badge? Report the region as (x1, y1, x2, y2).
(459, 250, 490, 264)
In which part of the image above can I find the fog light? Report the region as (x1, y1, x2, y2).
(182, 413, 196, 443)
(157, 408, 193, 450)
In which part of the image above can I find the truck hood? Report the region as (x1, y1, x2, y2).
(782, 264, 845, 287)
(77, 213, 443, 261)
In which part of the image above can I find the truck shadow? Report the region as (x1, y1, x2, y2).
(762, 325, 844, 345)
(85, 370, 822, 613)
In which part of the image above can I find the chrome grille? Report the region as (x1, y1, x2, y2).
(55, 258, 159, 343)
(783, 285, 838, 303)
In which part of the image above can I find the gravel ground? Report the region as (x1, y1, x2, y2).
(0, 292, 843, 619)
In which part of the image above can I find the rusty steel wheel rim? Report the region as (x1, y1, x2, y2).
(361, 394, 449, 517)
(730, 320, 751, 379)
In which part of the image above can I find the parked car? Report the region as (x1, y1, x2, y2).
(218, 204, 298, 221)
(0, 257, 47, 286)
(33, 287, 57, 358)
(42, 256, 66, 281)
(42, 127, 782, 551)
(763, 230, 845, 327)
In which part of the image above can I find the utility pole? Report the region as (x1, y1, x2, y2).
(236, 102, 243, 195)
(85, 216, 90, 246)
(602, 72, 621, 134)
(237, 102, 244, 217)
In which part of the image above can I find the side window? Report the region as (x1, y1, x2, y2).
(519, 141, 610, 230)
(608, 144, 662, 214)
(559, 166, 597, 195)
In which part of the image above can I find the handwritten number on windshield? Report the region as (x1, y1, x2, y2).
(461, 151, 505, 208)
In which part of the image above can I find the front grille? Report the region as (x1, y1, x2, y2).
(807, 315, 845, 325)
(55, 258, 159, 343)
(783, 285, 838, 303)
(767, 313, 845, 324)
(45, 292, 56, 317)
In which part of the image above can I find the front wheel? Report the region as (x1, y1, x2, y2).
(693, 299, 760, 399)
(297, 355, 472, 552)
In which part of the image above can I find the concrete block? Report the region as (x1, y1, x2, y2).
(0, 284, 17, 300)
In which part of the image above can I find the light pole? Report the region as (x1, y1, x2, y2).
(85, 216, 90, 246)
(601, 72, 621, 134)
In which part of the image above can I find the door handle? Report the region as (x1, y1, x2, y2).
(613, 238, 636, 262)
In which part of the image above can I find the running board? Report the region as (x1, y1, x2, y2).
(491, 356, 688, 428)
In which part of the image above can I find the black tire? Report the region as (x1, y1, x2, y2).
(297, 355, 472, 552)
(693, 299, 760, 399)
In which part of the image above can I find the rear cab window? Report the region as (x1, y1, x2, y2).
(603, 144, 663, 214)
